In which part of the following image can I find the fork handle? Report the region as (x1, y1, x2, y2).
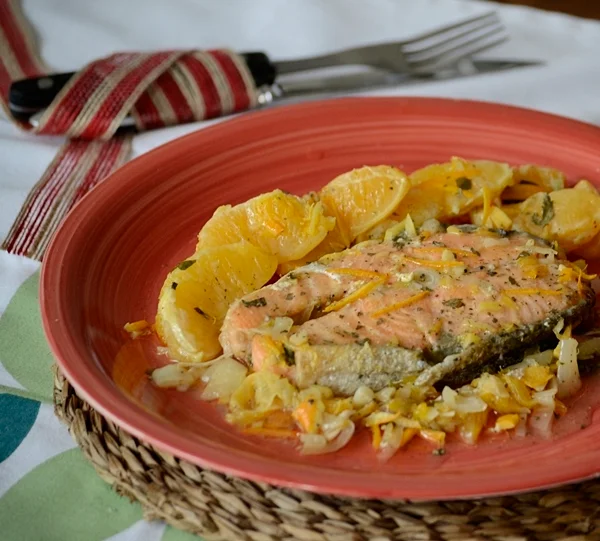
(9, 52, 277, 122)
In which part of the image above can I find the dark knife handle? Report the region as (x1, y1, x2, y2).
(8, 51, 277, 122)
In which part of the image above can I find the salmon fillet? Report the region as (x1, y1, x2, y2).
(220, 225, 595, 395)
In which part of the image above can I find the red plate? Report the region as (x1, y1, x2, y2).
(41, 98, 600, 500)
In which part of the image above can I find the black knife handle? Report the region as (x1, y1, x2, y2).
(8, 51, 277, 122)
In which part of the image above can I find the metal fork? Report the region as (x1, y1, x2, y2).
(275, 12, 508, 76)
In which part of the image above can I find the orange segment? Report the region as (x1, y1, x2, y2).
(280, 166, 409, 272)
(319, 165, 410, 241)
(196, 189, 335, 263)
(156, 241, 277, 362)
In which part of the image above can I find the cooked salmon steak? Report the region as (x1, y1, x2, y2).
(220, 225, 595, 395)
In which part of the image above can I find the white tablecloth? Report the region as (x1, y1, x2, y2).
(1, 1, 599, 539)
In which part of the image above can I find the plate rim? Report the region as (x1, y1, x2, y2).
(40, 96, 600, 500)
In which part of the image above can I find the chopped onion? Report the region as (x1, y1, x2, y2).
(414, 268, 440, 290)
(298, 385, 333, 402)
(378, 424, 404, 462)
(529, 407, 554, 439)
(300, 421, 355, 455)
(376, 386, 396, 403)
(289, 330, 309, 346)
(556, 338, 581, 399)
(533, 386, 557, 409)
(394, 386, 411, 401)
(482, 237, 510, 248)
(442, 387, 487, 413)
(404, 214, 417, 238)
(524, 349, 554, 367)
(299, 434, 327, 454)
(450, 264, 466, 279)
(352, 385, 375, 407)
(201, 357, 248, 402)
(552, 318, 565, 338)
(441, 249, 455, 262)
(151, 363, 204, 390)
(530, 245, 557, 258)
(442, 386, 458, 405)
(420, 219, 444, 234)
(577, 337, 600, 360)
(255, 316, 294, 337)
(321, 411, 353, 441)
(514, 413, 529, 439)
(506, 349, 554, 376)
(478, 280, 496, 296)
(397, 272, 414, 283)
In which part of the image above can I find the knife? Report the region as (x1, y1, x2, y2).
(9, 56, 542, 129)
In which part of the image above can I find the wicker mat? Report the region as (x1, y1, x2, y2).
(52, 367, 600, 541)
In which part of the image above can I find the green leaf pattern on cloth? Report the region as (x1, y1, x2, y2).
(0, 394, 40, 463)
(0, 271, 54, 402)
(0, 449, 142, 541)
(0, 262, 206, 540)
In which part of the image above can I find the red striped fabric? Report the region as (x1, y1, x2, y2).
(156, 72, 193, 125)
(34, 56, 127, 135)
(0, 0, 45, 115)
(1, 0, 258, 259)
(211, 49, 252, 112)
(179, 54, 222, 119)
(32, 49, 257, 140)
(74, 52, 182, 140)
(2, 138, 131, 259)
(130, 89, 162, 131)
(0, 2, 43, 76)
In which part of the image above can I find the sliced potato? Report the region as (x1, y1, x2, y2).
(510, 180, 600, 252)
(502, 165, 565, 202)
(394, 157, 513, 225)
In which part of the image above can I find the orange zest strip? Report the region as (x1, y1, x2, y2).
(481, 185, 492, 226)
(371, 290, 430, 318)
(403, 256, 464, 269)
(430, 319, 443, 335)
(418, 429, 446, 446)
(323, 279, 384, 313)
(560, 266, 597, 283)
(371, 424, 382, 450)
(554, 398, 568, 417)
(123, 320, 151, 332)
(502, 288, 562, 296)
(242, 427, 298, 438)
(292, 401, 318, 433)
(328, 267, 389, 280)
(411, 247, 475, 258)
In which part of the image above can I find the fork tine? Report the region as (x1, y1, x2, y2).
(404, 18, 503, 59)
(403, 11, 500, 47)
(408, 27, 508, 73)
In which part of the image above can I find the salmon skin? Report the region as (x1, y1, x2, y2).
(220, 225, 595, 395)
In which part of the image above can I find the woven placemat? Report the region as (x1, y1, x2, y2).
(52, 367, 600, 541)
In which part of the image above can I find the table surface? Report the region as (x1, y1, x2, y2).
(496, 0, 600, 19)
